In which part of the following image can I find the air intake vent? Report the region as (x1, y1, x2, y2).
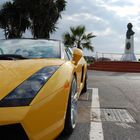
(0, 124, 29, 140)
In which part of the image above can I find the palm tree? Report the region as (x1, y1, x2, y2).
(63, 25, 96, 52)
(0, 1, 30, 39)
(29, 0, 67, 39)
(0, 0, 66, 39)
(0, 9, 8, 39)
(0, 2, 15, 39)
(15, 0, 67, 38)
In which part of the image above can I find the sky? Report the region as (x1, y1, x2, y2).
(1, 0, 140, 56)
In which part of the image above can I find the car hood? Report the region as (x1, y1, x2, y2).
(0, 59, 65, 100)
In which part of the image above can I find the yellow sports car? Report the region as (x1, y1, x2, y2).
(0, 39, 87, 140)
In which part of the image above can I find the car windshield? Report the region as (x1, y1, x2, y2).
(0, 39, 61, 59)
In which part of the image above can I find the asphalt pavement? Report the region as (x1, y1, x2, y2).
(58, 70, 140, 140)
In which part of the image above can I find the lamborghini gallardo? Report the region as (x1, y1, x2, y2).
(0, 39, 87, 140)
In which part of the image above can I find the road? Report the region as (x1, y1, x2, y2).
(57, 70, 140, 140)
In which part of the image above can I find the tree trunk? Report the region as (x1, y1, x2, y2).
(77, 41, 82, 50)
(4, 28, 7, 39)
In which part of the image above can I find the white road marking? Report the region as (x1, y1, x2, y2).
(90, 88, 104, 140)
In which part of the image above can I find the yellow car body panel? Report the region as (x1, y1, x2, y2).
(0, 52, 87, 139)
(0, 59, 65, 100)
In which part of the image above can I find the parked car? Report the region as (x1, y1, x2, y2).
(84, 56, 95, 64)
(0, 39, 87, 140)
(97, 57, 111, 61)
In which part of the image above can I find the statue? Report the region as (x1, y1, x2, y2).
(122, 23, 137, 61)
(126, 23, 135, 39)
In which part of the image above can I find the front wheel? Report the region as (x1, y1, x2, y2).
(63, 77, 78, 135)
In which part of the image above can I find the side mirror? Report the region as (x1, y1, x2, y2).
(72, 48, 83, 65)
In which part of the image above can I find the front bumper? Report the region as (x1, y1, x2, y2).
(0, 107, 30, 140)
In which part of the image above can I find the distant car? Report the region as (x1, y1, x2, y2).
(0, 39, 87, 140)
(97, 57, 111, 61)
(84, 56, 95, 63)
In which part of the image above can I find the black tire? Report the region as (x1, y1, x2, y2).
(63, 77, 78, 135)
(81, 73, 87, 94)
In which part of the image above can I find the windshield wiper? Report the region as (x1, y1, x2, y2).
(0, 54, 29, 60)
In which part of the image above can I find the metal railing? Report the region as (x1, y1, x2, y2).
(95, 52, 140, 61)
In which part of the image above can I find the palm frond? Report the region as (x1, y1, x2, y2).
(82, 41, 94, 52)
(63, 25, 95, 52)
(86, 33, 96, 39)
(63, 32, 74, 47)
(56, 0, 67, 12)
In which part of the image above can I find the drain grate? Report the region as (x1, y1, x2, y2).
(91, 108, 135, 123)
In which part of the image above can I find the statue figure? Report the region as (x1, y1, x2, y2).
(121, 23, 137, 61)
(126, 23, 135, 39)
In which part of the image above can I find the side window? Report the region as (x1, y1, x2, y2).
(64, 50, 69, 60)
(65, 48, 73, 60)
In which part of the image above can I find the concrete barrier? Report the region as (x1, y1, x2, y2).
(88, 61, 140, 72)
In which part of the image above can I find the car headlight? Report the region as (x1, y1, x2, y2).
(0, 66, 59, 107)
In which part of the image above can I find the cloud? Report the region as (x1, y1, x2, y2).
(94, 27, 115, 36)
(63, 13, 107, 24)
(93, 0, 140, 17)
(103, 5, 140, 17)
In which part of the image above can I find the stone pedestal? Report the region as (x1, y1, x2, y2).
(122, 35, 136, 61)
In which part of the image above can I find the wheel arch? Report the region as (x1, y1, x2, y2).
(59, 61, 77, 119)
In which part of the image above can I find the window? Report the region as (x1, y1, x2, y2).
(65, 48, 73, 60)
(0, 39, 61, 59)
